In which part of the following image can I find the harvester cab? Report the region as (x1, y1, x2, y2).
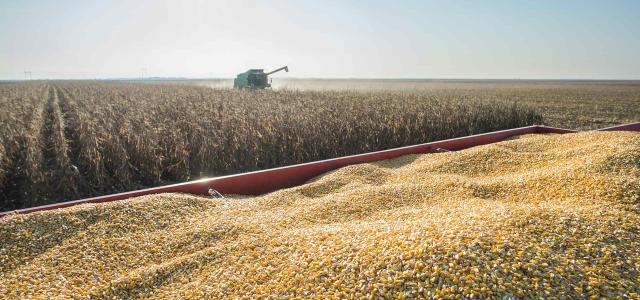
(233, 66, 289, 89)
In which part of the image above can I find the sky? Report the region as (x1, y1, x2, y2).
(1, 0, 639, 80)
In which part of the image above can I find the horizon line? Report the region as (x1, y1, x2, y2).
(3, 77, 640, 82)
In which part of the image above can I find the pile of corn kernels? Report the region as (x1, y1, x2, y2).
(1, 131, 639, 299)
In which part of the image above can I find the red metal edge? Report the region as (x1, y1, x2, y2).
(1, 123, 637, 218)
(596, 122, 640, 132)
(533, 125, 577, 134)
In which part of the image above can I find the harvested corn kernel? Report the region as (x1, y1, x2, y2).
(1, 131, 639, 299)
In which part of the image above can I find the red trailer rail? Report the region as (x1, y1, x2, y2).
(1, 123, 638, 218)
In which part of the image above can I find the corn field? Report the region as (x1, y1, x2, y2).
(0, 82, 542, 211)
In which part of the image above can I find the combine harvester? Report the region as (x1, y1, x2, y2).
(1, 122, 638, 218)
(233, 66, 289, 89)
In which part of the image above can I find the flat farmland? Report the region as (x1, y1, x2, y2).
(209, 78, 640, 130)
(185, 79, 640, 129)
(1, 80, 639, 211)
(1, 81, 542, 210)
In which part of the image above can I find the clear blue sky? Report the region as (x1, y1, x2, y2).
(1, 0, 639, 79)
